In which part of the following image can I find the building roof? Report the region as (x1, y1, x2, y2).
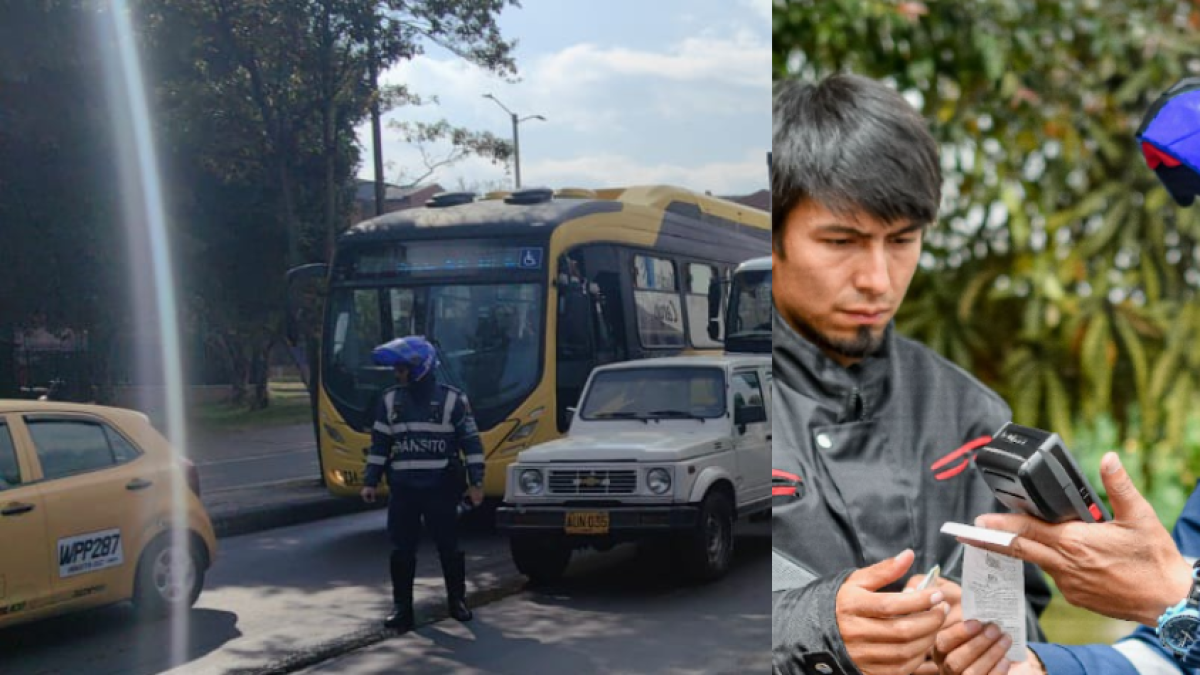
(721, 189, 770, 212)
(353, 180, 445, 206)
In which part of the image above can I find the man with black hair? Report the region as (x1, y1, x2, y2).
(770, 73, 1050, 675)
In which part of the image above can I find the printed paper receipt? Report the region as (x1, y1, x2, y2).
(961, 545, 1026, 662)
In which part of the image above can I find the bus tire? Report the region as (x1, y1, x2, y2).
(681, 490, 734, 582)
(132, 532, 205, 619)
(510, 535, 571, 586)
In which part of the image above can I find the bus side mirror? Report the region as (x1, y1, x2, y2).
(285, 263, 329, 344)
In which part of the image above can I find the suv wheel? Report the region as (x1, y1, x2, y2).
(510, 535, 572, 586)
(682, 490, 734, 582)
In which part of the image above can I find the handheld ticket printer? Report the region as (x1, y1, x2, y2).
(974, 422, 1111, 524)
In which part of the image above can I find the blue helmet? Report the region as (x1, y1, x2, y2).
(372, 336, 438, 381)
(1137, 77, 1200, 206)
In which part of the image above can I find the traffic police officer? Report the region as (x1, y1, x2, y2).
(360, 335, 485, 632)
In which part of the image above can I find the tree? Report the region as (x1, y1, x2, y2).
(775, 0, 1200, 501)
(388, 118, 513, 188)
(0, 1, 130, 400)
(140, 0, 518, 408)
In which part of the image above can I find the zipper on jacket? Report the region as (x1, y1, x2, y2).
(850, 387, 866, 421)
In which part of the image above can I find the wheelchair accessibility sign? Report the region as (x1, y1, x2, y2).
(519, 248, 543, 269)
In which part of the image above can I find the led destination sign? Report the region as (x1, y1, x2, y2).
(344, 241, 545, 278)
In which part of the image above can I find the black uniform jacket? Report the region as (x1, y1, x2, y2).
(771, 311, 1051, 675)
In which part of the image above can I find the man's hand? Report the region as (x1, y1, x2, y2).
(836, 549, 950, 675)
(905, 574, 964, 630)
(467, 485, 483, 506)
(1009, 652, 1048, 675)
(931, 621, 1016, 675)
(360, 486, 377, 504)
(967, 452, 1190, 626)
(905, 575, 963, 674)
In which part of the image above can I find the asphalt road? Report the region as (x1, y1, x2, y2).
(299, 537, 771, 675)
(1, 510, 769, 675)
(188, 425, 320, 493)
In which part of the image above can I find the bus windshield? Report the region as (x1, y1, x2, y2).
(725, 268, 772, 354)
(323, 282, 543, 431)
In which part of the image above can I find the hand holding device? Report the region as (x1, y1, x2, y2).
(968, 452, 1191, 625)
(975, 422, 1109, 524)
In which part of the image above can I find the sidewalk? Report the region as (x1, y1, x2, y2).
(177, 423, 534, 675)
(221, 527, 527, 675)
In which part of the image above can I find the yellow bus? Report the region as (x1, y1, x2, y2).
(294, 185, 769, 498)
(724, 256, 772, 355)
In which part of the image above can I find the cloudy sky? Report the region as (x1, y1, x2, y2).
(355, 0, 770, 197)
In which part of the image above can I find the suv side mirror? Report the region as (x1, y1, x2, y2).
(734, 405, 766, 428)
(566, 406, 577, 428)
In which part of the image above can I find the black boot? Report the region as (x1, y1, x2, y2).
(385, 551, 416, 631)
(443, 551, 472, 622)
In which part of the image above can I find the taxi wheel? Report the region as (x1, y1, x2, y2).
(682, 490, 734, 582)
(132, 533, 204, 619)
(510, 535, 571, 586)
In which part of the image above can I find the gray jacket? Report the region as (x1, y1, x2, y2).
(771, 312, 1050, 675)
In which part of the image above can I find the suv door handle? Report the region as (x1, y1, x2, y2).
(126, 478, 153, 491)
(1, 502, 35, 516)
(766, 434, 773, 441)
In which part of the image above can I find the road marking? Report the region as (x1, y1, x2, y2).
(204, 477, 321, 494)
(195, 448, 316, 467)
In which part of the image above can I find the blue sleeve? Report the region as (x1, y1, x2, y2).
(1030, 482, 1200, 673)
(1029, 643, 1138, 675)
(454, 393, 485, 487)
(1172, 482, 1200, 558)
(363, 395, 392, 488)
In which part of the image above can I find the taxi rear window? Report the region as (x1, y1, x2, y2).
(27, 419, 121, 480)
(0, 423, 19, 488)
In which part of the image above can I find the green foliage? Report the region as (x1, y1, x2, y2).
(388, 118, 513, 187)
(190, 380, 313, 432)
(0, 1, 518, 407)
(0, 1, 128, 390)
(775, 0, 1200, 495)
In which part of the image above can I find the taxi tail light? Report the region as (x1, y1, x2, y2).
(181, 458, 201, 498)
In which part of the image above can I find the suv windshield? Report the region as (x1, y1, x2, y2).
(580, 367, 726, 420)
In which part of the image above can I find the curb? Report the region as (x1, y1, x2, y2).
(205, 481, 382, 539)
(205, 480, 499, 539)
(227, 574, 529, 675)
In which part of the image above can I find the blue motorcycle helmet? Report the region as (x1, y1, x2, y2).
(372, 335, 438, 381)
(1137, 77, 1200, 206)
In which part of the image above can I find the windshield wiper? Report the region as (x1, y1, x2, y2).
(647, 409, 707, 422)
(590, 411, 649, 424)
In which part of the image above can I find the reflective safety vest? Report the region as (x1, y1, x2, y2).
(363, 383, 484, 490)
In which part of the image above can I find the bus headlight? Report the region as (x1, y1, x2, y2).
(323, 423, 346, 444)
(519, 469, 545, 495)
(507, 420, 539, 443)
(647, 468, 672, 495)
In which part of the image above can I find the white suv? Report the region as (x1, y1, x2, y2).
(495, 355, 772, 584)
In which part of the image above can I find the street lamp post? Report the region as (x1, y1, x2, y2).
(483, 93, 545, 189)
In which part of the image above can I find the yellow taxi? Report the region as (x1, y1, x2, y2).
(0, 400, 217, 628)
